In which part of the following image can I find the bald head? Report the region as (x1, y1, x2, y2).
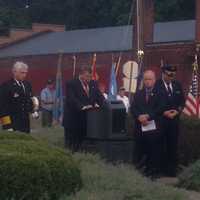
(143, 70, 156, 89)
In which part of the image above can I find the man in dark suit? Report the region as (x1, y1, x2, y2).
(131, 70, 163, 178)
(0, 61, 38, 133)
(155, 65, 185, 176)
(63, 67, 104, 151)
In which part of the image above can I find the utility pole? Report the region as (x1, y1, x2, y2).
(136, 0, 144, 91)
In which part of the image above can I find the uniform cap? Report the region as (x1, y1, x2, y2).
(162, 65, 177, 72)
(47, 79, 54, 84)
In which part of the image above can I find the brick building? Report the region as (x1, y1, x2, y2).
(0, 0, 199, 95)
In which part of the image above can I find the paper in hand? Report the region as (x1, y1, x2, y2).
(141, 120, 157, 132)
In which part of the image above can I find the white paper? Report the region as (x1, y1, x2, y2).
(141, 120, 156, 132)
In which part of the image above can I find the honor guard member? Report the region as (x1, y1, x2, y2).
(155, 65, 185, 176)
(0, 61, 39, 133)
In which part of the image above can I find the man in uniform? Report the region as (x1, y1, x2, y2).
(131, 70, 163, 178)
(0, 61, 38, 133)
(155, 65, 185, 176)
(63, 67, 105, 151)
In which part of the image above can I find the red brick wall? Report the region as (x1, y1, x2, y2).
(32, 23, 65, 32)
(0, 52, 134, 95)
(145, 43, 195, 94)
(143, 0, 154, 44)
(0, 45, 196, 96)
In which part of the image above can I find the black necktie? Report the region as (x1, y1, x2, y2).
(166, 83, 172, 96)
(19, 81, 25, 93)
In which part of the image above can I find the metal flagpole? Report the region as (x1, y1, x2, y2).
(135, 0, 144, 91)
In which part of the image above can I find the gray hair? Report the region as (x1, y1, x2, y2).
(12, 61, 28, 71)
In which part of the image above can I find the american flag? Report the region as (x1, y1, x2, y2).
(183, 58, 200, 118)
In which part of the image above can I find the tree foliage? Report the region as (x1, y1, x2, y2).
(0, 0, 195, 33)
(155, 0, 195, 22)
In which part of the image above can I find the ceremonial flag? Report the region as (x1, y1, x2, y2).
(53, 53, 64, 124)
(72, 55, 76, 78)
(108, 63, 118, 100)
(183, 55, 200, 118)
(91, 53, 97, 80)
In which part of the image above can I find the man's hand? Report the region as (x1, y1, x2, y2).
(163, 110, 178, 119)
(32, 111, 39, 119)
(94, 103, 100, 108)
(138, 114, 149, 126)
(81, 105, 93, 110)
(169, 110, 179, 118)
(163, 110, 171, 118)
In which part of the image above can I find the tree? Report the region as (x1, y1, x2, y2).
(0, 0, 196, 33)
(155, 0, 195, 22)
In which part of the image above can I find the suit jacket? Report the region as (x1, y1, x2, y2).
(154, 79, 185, 118)
(63, 79, 104, 130)
(0, 79, 34, 132)
(131, 87, 164, 134)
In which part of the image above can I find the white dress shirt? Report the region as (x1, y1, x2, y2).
(117, 95, 130, 113)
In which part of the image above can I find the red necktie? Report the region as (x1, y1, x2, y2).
(83, 81, 89, 96)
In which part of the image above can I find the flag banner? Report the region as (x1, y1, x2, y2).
(91, 53, 97, 80)
(183, 57, 200, 118)
(53, 53, 64, 124)
(72, 55, 76, 78)
(108, 63, 118, 100)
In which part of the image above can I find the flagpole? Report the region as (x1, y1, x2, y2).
(136, 0, 144, 91)
(115, 53, 122, 77)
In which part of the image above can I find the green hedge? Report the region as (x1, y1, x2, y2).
(178, 160, 200, 192)
(178, 115, 200, 166)
(0, 132, 82, 200)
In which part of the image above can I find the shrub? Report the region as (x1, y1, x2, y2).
(65, 153, 188, 200)
(178, 115, 200, 166)
(0, 132, 82, 200)
(178, 160, 200, 192)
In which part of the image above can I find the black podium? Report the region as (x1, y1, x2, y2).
(86, 100, 126, 139)
(84, 100, 134, 163)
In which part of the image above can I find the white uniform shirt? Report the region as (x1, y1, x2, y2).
(163, 80, 173, 93)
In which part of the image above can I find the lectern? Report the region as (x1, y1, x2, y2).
(86, 100, 126, 139)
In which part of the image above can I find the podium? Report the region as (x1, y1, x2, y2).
(86, 100, 126, 139)
(84, 100, 134, 163)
